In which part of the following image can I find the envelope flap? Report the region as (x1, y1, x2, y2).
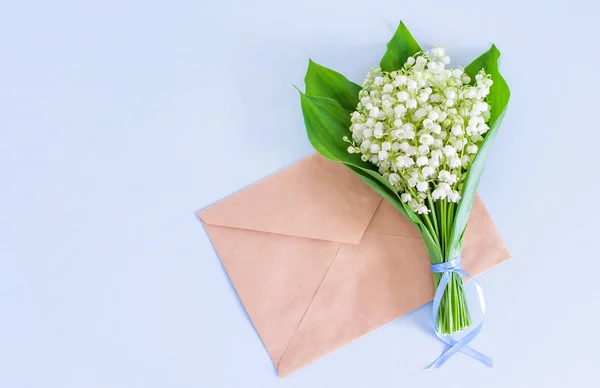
(198, 154, 382, 244)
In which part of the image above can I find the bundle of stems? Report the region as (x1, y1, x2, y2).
(423, 197, 471, 335)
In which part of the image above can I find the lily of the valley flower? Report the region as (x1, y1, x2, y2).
(345, 45, 493, 213)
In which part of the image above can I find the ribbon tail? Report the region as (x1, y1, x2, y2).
(457, 345, 493, 367)
(427, 324, 492, 369)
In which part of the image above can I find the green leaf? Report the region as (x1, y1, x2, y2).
(448, 45, 510, 259)
(304, 59, 362, 112)
(379, 21, 421, 72)
(298, 92, 403, 214)
(298, 92, 369, 167)
(464, 44, 510, 128)
(298, 90, 443, 261)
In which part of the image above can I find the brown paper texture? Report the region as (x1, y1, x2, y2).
(198, 153, 510, 377)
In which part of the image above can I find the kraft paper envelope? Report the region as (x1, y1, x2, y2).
(198, 153, 510, 377)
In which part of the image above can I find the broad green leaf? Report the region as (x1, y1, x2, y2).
(464, 44, 510, 128)
(305, 59, 362, 112)
(379, 21, 421, 72)
(299, 93, 408, 218)
(448, 45, 510, 258)
(299, 92, 399, 197)
(298, 92, 370, 168)
(299, 90, 443, 261)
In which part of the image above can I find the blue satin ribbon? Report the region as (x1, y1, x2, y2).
(428, 256, 493, 369)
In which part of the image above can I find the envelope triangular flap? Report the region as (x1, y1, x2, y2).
(198, 154, 382, 244)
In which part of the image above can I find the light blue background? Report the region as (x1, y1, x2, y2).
(1, 1, 599, 387)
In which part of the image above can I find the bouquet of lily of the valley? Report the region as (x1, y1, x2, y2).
(298, 21, 509, 367)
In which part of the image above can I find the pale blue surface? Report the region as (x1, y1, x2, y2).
(1, 1, 599, 387)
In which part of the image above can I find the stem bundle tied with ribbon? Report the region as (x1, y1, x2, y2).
(429, 257, 491, 368)
(298, 20, 510, 367)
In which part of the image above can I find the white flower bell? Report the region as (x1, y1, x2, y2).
(344, 46, 493, 213)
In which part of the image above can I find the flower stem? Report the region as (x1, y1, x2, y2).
(427, 195, 439, 237)
(422, 213, 438, 241)
(432, 199, 472, 335)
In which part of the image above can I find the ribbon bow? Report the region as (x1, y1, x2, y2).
(428, 256, 492, 369)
